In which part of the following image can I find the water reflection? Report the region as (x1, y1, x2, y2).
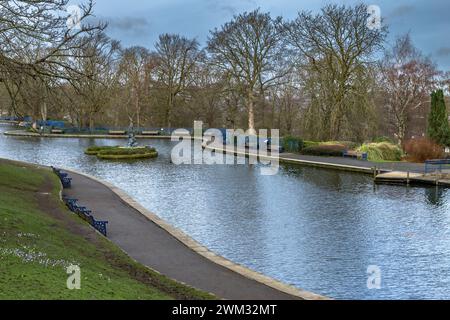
(425, 187, 446, 207)
(1, 124, 450, 299)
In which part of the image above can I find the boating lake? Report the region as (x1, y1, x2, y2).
(1, 124, 450, 299)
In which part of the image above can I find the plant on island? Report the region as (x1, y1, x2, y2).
(85, 146, 158, 160)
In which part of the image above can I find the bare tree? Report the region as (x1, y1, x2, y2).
(154, 34, 201, 127)
(380, 34, 440, 145)
(207, 9, 286, 133)
(284, 4, 387, 140)
(68, 33, 121, 129)
(118, 46, 152, 128)
(0, 0, 103, 81)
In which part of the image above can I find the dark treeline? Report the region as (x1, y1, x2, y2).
(1, 0, 449, 143)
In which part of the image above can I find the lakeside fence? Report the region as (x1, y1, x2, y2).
(425, 159, 450, 174)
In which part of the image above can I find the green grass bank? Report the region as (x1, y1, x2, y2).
(0, 159, 213, 300)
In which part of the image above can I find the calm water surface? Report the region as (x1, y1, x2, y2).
(1, 124, 450, 299)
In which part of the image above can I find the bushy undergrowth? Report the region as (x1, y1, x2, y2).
(282, 136, 304, 153)
(357, 142, 403, 161)
(302, 144, 347, 157)
(404, 138, 444, 162)
(286, 139, 358, 153)
(372, 136, 395, 144)
(303, 141, 320, 149)
(320, 141, 359, 150)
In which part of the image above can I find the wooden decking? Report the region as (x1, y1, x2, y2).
(375, 171, 450, 187)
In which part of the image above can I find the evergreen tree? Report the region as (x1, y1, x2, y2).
(427, 89, 450, 146)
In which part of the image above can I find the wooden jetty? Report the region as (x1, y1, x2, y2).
(375, 171, 450, 187)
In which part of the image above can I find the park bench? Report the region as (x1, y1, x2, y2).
(343, 150, 368, 161)
(425, 159, 450, 174)
(58, 172, 69, 178)
(51, 167, 72, 188)
(63, 197, 78, 211)
(61, 177, 72, 188)
(93, 220, 109, 237)
(56, 169, 109, 237)
(108, 130, 126, 135)
(75, 206, 92, 216)
(140, 130, 160, 136)
(51, 129, 64, 134)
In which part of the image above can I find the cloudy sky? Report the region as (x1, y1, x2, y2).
(83, 0, 450, 70)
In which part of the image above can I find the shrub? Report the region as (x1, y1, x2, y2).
(302, 140, 359, 150)
(97, 146, 156, 156)
(302, 144, 347, 157)
(303, 141, 320, 149)
(97, 152, 158, 160)
(428, 89, 450, 146)
(372, 136, 394, 144)
(358, 142, 403, 162)
(321, 141, 360, 150)
(85, 146, 119, 155)
(404, 138, 444, 163)
(282, 136, 304, 153)
(85, 146, 158, 160)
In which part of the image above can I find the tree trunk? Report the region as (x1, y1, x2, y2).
(166, 94, 173, 128)
(40, 102, 47, 122)
(89, 114, 95, 132)
(135, 86, 141, 128)
(247, 90, 256, 134)
(136, 101, 141, 128)
(397, 118, 406, 146)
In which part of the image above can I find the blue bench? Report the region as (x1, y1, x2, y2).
(62, 196, 109, 236)
(57, 169, 109, 237)
(425, 159, 450, 174)
(61, 177, 72, 188)
(51, 167, 72, 188)
(62, 197, 78, 211)
(93, 220, 109, 237)
(343, 150, 368, 161)
(75, 206, 92, 216)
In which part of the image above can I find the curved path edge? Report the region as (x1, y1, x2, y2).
(203, 144, 426, 174)
(204, 144, 379, 175)
(60, 167, 329, 300)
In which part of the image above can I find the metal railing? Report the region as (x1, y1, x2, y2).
(425, 159, 450, 174)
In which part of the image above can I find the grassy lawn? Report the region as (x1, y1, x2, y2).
(0, 160, 214, 300)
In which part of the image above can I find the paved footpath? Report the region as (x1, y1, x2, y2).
(280, 153, 425, 173)
(63, 171, 306, 300)
(209, 144, 426, 174)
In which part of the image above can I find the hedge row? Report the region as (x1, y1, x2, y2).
(97, 152, 158, 160)
(97, 146, 157, 156)
(302, 144, 347, 157)
(282, 136, 304, 153)
(85, 146, 158, 160)
(85, 146, 120, 155)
